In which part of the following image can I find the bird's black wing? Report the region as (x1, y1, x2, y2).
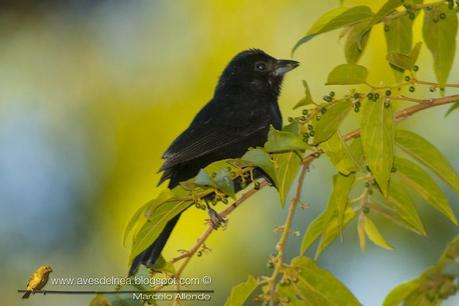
(159, 123, 265, 172)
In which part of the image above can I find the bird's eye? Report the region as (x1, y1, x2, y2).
(255, 62, 266, 71)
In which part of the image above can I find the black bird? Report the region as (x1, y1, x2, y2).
(129, 49, 299, 276)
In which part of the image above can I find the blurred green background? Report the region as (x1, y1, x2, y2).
(1, 0, 458, 305)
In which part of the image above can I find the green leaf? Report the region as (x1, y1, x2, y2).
(382, 280, 420, 306)
(123, 190, 173, 246)
(395, 157, 457, 224)
(129, 198, 192, 263)
(364, 217, 393, 250)
(387, 181, 426, 235)
(327, 173, 356, 232)
(396, 130, 459, 193)
(315, 208, 356, 258)
(150, 254, 176, 274)
(273, 152, 301, 208)
(384, 14, 413, 79)
(294, 80, 315, 109)
(289, 256, 362, 306)
(386, 42, 422, 71)
(360, 98, 395, 197)
(300, 209, 332, 254)
(385, 14, 413, 56)
(423, 3, 458, 85)
(321, 133, 358, 175)
(214, 167, 235, 197)
(345, 20, 372, 64)
(264, 127, 308, 153)
(326, 64, 369, 85)
(312, 99, 353, 144)
(90, 294, 113, 306)
(195, 169, 217, 187)
(292, 6, 374, 55)
(225, 275, 258, 306)
(445, 100, 459, 117)
(242, 148, 278, 186)
(374, 0, 403, 22)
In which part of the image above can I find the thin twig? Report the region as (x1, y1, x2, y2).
(171, 180, 269, 277)
(266, 165, 308, 305)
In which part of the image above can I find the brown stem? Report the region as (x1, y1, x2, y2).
(266, 165, 308, 305)
(171, 180, 269, 277)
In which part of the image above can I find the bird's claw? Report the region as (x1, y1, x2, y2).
(206, 207, 227, 230)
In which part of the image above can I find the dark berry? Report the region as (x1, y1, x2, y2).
(384, 24, 390, 32)
(313, 152, 320, 158)
(367, 93, 374, 100)
(385, 89, 392, 96)
(354, 93, 361, 99)
(433, 17, 439, 23)
(329, 91, 335, 97)
(288, 117, 293, 122)
(254, 181, 261, 190)
(429, 87, 436, 92)
(302, 109, 308, 115)
(308, 124, 314, 131)
(309, 131, 315, 137)
(440, 13, 447, 19)
(413, 65, 419, 71)
(384, 102, 391, 108)
(409, 12, 415, 20)
(391, 166, 397, 173)
(320, 107, 327, 114)
(404, 75, 410, 81)
(300, 116, 306, 121)
(303, 132, 309, 138)
(374, 93, 380, 100)
(316, 115, 321, 121)
(355, 101, 361, 108)
(354, 107, 360, 113)
(409, 86, 415, 92)
(363, 207, 370, 214)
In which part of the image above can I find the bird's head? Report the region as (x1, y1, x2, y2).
(38, 265, 53, 274)
(216, 49, 299, 96)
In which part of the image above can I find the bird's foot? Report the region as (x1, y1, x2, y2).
(206, 207, 227, 230)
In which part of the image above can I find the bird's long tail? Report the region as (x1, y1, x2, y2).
(128, 213, 181, 276)
(22, 291, 31, 299)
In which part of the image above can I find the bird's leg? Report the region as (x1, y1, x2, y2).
(205, 200, 226, 229)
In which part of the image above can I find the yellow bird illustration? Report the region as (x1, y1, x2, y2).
(22, 265, 53, 299)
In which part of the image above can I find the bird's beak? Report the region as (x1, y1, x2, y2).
(274, 59, 300, 76)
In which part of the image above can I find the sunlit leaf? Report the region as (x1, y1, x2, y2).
(312, 99, 353, 144)
(289, 256, 361, 306)
(387, 181, 426, 235)
(150, 254, 176, 274)
(345, 20, 372, 63)
(225, 275, 258, 306)
(321, 132, 358, 175)
(373, 0, 403, 22)
(241, 148, 278, 186)
(326, 64, 369, 85)
(423, 3, 458, 85)
(395, 157, 457, 224)
(273, 152, 301, 208)
(294, 80, 315, 109)
(300, 208, 332, 255)
(129, 198, 192, 263)
(360, 98, 394, 197)
(396, 130, 459, 193)
(364, 217, 393, 250)
(292, 6, 374, 55)
(264, 127, 308, 153)
(384, 14, 413, 79)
